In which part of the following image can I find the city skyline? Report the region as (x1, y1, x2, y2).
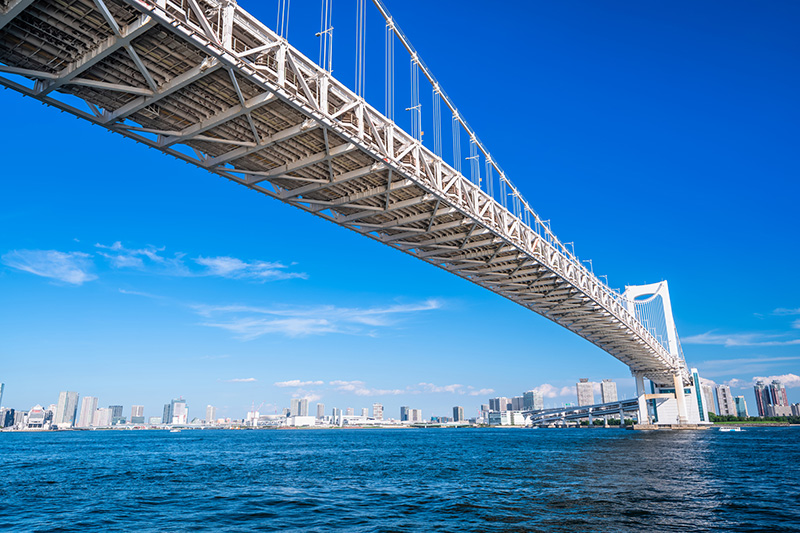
(2, 1, 799, 417)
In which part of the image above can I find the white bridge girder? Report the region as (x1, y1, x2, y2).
(0, 0, 690, 385)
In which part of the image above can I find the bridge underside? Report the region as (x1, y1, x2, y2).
(0, 0, 688, 386)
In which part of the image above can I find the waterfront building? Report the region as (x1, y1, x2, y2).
(716, 385, 736, 416)
(409, 409, 423, 423)
(162, 403, 173, 425)
(453, 406, 464, 422)
(92, 407, 112, 427)
(754, 381, 768, 417)
(576, 379, 594, 406)
(26, 405, 47, 429)
(490, 397, 510, 412)
(600, 379, 618, 404)
(131, 405, 145, 424)
(77, 396, 98, 427)
(734, 396, 748, 418)
(511, 396, 524, 411)
(770, 380, 789, 407)
(372, 403, 383, 420)
(171, 398, 188, 424)
(791, 404, 800, 417)
(344, 407, 353, 416)
(488, 411, 525, 426)
(701, 384, 717, 415)
(316, 403, 325, 420)
(361, 407, 369, 417)
(523, 390, 544, 411)
(54, 391, 79, 428)
(205, 405, 216, 424)
(149, 416, 162, 425)
(0, 382, 4, 407)
(109, 405, 124, 425)
(290, 398, 309, 417)
(332, 407, 341, 425)
(400, 406, 410, 421)
(0, 407, 14, 428)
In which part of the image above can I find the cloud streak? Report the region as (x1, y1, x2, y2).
(196, 299, 442, 339)
(2, 249, 96, 285)
(223, 378, 257, 383)
(682, 331, 800, 347)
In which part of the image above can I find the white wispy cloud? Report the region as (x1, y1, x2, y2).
(195, 299, 442, 339)
(195, 256, 307, 281)
(418, 382, 464, 394)
(774, 307, 800, 316)
(96, 241, 304, 281)
(275, 380, 325, 388)
(725, 373, 800, 389)
(222, 377, 257, 383)
(329, 380, 405, 396)
(1, 249, 96, 285)
(682, 331, 800, 347)
(469, 388, 495, 396)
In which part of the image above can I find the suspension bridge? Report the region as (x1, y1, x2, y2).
(0, 0, 709, 425)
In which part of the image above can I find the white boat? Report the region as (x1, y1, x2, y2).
(718, 427, 741, 432)
(169, 428, 181, 433)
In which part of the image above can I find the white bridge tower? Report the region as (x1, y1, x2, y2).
(624, 281, 710, 426)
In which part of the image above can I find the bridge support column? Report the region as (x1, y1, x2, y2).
(634, 372, 648, 424)
(619, 406, 625, 427)
(588, 408, 593, 428)
(672, 373, 689, 425)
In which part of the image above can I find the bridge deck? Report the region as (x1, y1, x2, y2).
(0, 0, 688, 385)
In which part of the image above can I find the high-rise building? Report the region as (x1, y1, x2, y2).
(206, 405, 217, 424)
(600, 380, 618, 404)
(345, 407, 354, 416)
(523, 390, 544, 412)
(372, 403, 383, 420)
(0, 382, 4, 407)
(409, 409, 422, 422)
(716, 385, 736, 416)
(734, 396, 748, 418)
(171, 398, 188, 424)
(453, 406, 464, 422)
(792, 404, 800, 417)
(576, 379, 595, 406)
(754, 380, 770, 417)
(331, 407, 341, 424)
(316, 403, 325, 419)
(770, 380, 789, 407)
(290, 398, 309, 417)
(131, 405, 145, 424)
(511, 396, 524, 411)
(92, 407, 112, 427)
(0, 407, 14, 428)
(77, 396, 98, 427)
(109, 405, 124, 425)
(163, 402, 173, 425)
(490, 397, 510, 412)
(54, 391, 80, 428)
(400, 406, 410, 421)
(701, 384, 717, 415)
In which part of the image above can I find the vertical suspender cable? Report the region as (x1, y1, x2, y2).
(432, 85, 441, 157)
(452, 113, 461, 174)
(355, 0, 365, 97)
(277, 0, 290, 39)
(469, 137, 479, 186)
(317, 0, 333, 73)
(485, 158, 493, 197)
(409, 55, 420, 140)
(385, 18, 394, 121)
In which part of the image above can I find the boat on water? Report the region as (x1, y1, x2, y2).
(169, 429, 181, 433)
(719, 427, 742, 432)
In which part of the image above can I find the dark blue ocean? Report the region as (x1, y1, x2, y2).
(1, 427, 798, 532)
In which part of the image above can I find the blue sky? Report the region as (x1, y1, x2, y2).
(1, 0, 798, 420)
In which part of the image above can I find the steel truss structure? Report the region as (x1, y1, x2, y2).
(0, 0, 690, 386)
